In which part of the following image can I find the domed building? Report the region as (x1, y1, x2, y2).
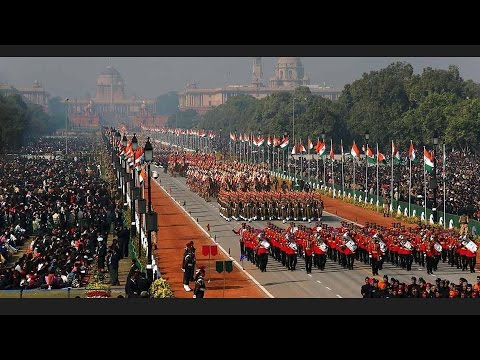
(96, 66, 125, 102)
(269, 57, 310, 88)
(67, 65, 159, 128)
(178, 57, 340, 114)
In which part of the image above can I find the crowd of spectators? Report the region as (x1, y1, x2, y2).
(361, 275, 480, 298)
(0, 137, 124, 290)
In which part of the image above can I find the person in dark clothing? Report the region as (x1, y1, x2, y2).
(361, 277, 372, 298)
(109, 248, 121, 285)
(125, 270, 141, 298)
(137, 272, 152, 294)
(193, 268, 206, 298)
(96, 237, 107, 272)
(117, 227, 130, 258)
(126, 259, 138, 281)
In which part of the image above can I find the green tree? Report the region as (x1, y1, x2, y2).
(395, 93, 459, 147)
(444, 98, 480, 151)
(339, 62, 413, 147)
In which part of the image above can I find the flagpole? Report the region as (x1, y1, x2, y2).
(443, 143, 446, 229)
(292, 137, 297, 181)
(331, 138, 334, 196)
(390, 140, 394, 214)
(323, 153, 326, 191)
(424, 146, 427, 225)
(376, 143, 380, 212)
(262, 143, 265, 165)
(308, 139, 311, 185)
(353, 147, 356, 203)
(316, 140, 319, 188)
(277, 147, 280, 176)
(341, 139, 344, 198)
(365, 144, 368, 204)
(409, 142, 412, 217)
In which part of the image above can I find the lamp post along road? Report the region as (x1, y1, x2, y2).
(144, 137, 154, 281)
(122, 134, 128, 205)
(131, 133, 138, 239)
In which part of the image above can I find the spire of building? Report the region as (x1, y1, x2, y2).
(251, 57, 263, 87)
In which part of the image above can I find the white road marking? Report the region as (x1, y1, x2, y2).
(316, 280, 322, 284)
(308, 274, 312, 277)
(418, 268, 423, 271)
(325, 287, 332, 291)
(155, 179, 274, 299)
(336, 294, 342, 298)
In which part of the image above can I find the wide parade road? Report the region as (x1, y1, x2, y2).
(153, 166, 479, 298)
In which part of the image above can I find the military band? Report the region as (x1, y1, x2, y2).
(230, 221, 478, 277)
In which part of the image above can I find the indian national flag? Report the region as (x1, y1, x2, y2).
(299, 143, 306, 153)
(139, 166, 146, 183)
(351, 141, 360, 158)
(424, 147, 434, 173)
(230, 132, 237, 142)
(366, 145, 375, 165)
(256, 136, 265, 147)
(279, 135, 289, 149)
(291, 144, 297, 155)
(307, 138, 313, 150)
(267, 135, 272, 146)
(392, 141, 401, 164)
(315, 140, 326, 156)
(408, 141, 416, 162)
(377, 148, 387, 165)
(273, 135, 280, 147)
(329, 143, 334, 160)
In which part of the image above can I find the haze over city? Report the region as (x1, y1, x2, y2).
(2, 57, 480, 99)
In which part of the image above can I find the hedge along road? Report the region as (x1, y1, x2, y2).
(152, 165, 480, 298)
(149, 174, 267, 298)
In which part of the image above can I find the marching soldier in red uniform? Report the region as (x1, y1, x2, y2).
(369, 238, 381, 276)
(304, 235, 314, 274)
(313, 234, 327, 270)
(425, 238, 435, 275)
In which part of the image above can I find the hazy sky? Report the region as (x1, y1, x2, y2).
(1, 57, 480, 99)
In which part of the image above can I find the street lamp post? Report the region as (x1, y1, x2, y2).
(131, 133, 138, 239)
(114, 130, 121, 187)
(64, 98, 69, 156)
(144, 137, 154, 281)
(122, 134, 128, 205)
(432, 130, 439, 223)
(365, 131, 370, 203)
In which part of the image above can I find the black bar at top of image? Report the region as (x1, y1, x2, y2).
(2, 45, 480, 57)
(2, 299, 480, 315)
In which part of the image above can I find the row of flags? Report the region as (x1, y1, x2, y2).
(141, 126, 217, 139)
(279, 137, 441, 174)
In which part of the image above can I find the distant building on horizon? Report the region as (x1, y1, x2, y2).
(0, 80, 50, 111)
(66, 66, 156, 126)
(178, 57, 342, 114)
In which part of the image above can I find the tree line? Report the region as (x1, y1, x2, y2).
(167, 62, 480, 152)
(0, 94, 66, 152)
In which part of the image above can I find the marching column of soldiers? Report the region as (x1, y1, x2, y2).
(218, 190, 324, 223)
